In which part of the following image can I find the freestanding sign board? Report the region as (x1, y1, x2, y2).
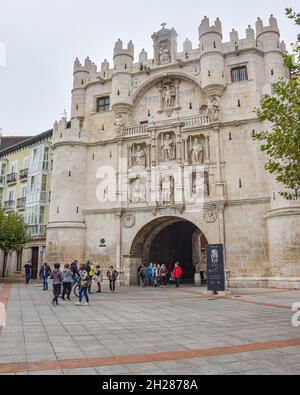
(206, 244, 225, 292)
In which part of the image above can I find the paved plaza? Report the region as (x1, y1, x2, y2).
(0, 282, 300, 375)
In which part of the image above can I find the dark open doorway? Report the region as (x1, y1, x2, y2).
(130, 216, 208, 285)
(31, 247, 39, 280)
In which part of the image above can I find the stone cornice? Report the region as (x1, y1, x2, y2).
(226, 197, 271, 207)
(82, 199, 270, 216)
(265, 206, 300, 220)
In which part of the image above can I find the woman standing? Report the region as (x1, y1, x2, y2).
(62, 263, 73, 301)
(107, 266, 119, 293)
(160, 264, 169, 288)
(76, 264, 90, 306)
(94, 265, 103, 293)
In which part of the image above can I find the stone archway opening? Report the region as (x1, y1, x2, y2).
(129, 216, 208, 285)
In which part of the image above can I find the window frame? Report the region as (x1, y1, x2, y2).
(231, 66, 248, 83)
(97, 96, 110, 113)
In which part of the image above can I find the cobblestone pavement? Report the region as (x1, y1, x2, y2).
(0, 283, 300, 375)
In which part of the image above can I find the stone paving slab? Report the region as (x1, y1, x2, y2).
(0, 283, 300, 375)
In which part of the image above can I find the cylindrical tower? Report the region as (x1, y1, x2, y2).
(71, 57, 93, 119)
(266, 178, 300, 288)
(46, 118, 88, 265)
(199, 17, 226, 97)
(111, 39, 134, 118)
(256, 15, 286, 84)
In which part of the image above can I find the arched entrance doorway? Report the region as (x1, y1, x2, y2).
(130, 216, 208, 285)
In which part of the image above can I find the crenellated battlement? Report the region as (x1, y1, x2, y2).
(53, 117, 88, 146)
(199, 16, 222, 38)
(256, 15, 279, 38)
(73, 57, 97, 75)
(114, 39, 134, 60)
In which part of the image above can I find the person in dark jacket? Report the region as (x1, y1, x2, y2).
(107, 266, 119, 293)
(39, 263, 52, 291)
(50, 264, 63, 306)
(24, 261, 32, 284)
(137, 264, 147, 288)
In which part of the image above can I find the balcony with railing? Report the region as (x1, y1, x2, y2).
(17, 197, 26, 210)
(6, 173, 17, 184)
(3, 200, 15, 211)
(19, 168, 29, 180)
(123, 115, 212, 138)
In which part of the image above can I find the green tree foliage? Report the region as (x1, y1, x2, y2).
(252, 8, 300, 200)
(0, 209, 31, 254)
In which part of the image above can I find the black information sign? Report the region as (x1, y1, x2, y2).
(206, 244, 225, 292)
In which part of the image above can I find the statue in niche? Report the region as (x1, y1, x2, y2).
(208, 96, 220, 122)
(131, 179, 146, 203)
(162, 84, 176, 109)
(193, 173, 209, 198)
(161, 133, 175, 161)
(132, 145, 146, 168)
(161, 176, 173, 205)
(191, 137, 204, 164)
(159, 45, 171, 65)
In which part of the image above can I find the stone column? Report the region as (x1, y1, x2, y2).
(205, 136, 210, 163)
(115, 212, 123, 281)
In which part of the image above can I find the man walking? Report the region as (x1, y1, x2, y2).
(50, 264, 63, 306)
(172, 262, 183, 288)
(39, 262, 52, 291)
(24, 261, 32, 284)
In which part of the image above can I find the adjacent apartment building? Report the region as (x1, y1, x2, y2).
(0, 130, 53, 279)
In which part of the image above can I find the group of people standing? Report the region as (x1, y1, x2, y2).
(137, 262, 183, 288)
(27, 260, 119, 307)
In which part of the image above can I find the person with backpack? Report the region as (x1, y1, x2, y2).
(107, 266, 119, 293)
(39, 262, 52, 291)
(50, 264, 63, 306)
(76, 264, 90, 306)
(94, 265, 103, 293)
(172, 262, 183, 288)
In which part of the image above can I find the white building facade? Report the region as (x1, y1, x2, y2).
(46, 16, 300, 288)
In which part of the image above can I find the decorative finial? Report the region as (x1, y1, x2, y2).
(161, 22, 167, 29)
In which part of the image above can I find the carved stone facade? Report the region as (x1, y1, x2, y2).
(46, 17, 300, 289)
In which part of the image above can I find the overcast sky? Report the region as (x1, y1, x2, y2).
(0, 0, 299, 136)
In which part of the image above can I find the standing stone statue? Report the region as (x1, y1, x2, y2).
(133, 145, 146, 167)
(159, 45, 171, 65)
(131, 179, 146, 203)
(162, 176, 172, 205)
(161, 133, 175, 161)
(191, 137, 204, 164)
